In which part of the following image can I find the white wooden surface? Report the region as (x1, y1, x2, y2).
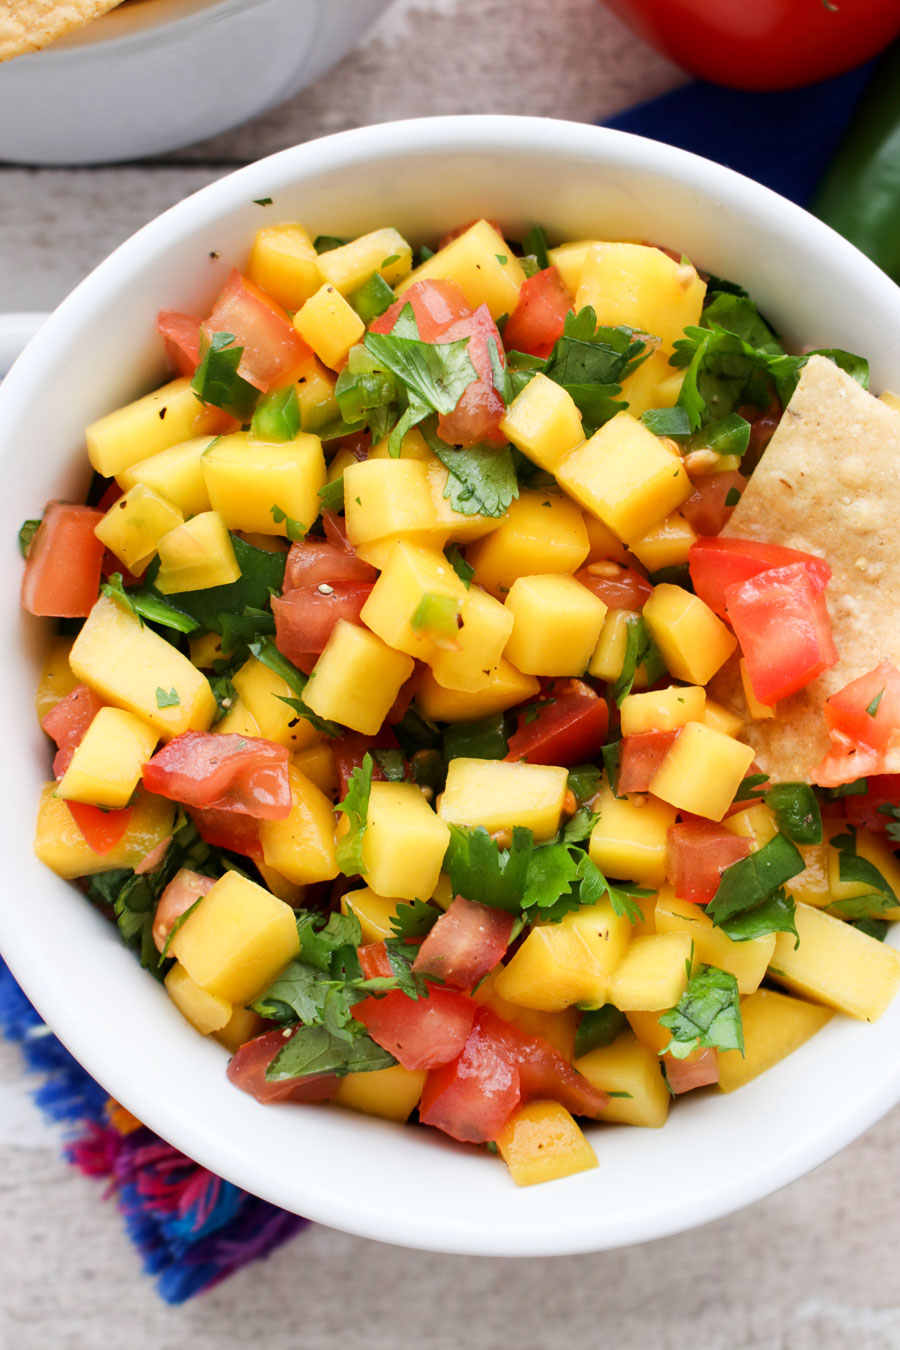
(3, 2, 900, 1344)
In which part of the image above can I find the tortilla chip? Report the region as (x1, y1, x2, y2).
(708, 355, 900, 782)
(0, 0, 121, 62)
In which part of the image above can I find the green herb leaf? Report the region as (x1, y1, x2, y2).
(314, 235, 348, 254)
(733, 772, 770, 803)
(370, 747, 406, 782)
(442, 824, 534, 913)
(660, 963, 744, 1060)
(442, 712, 508, 763)
(269, 504, 306, 542)
(350, 271, 395, 323)
(250, 385, 301, 442)
(101, 572, 200, 634)
(421, 421, 519, 518)
(389, 898, 441, 941)
(318, 477, 345, 513)
(707, 833, 805, 928)
(852, 917, 889, 942)
(155, 686, 180, 709)
(266, 1024, 396, 1081)
(521, 225, 551, 271)
(161, 536, 286, 637)
(764, 782, 823, 844)
(826, 828, 898, 920)
(825, 778, 868, 798)
(613, 614, 664, 706)
(18, 518, 40, 558)
(191, 330, 259, 420)
(247, 634, 340, 737)
(575, 853, 650, 925)
(574, 1004, 627, 1058)
(567, 764, 602, 804)
(717, 886, 798, 945)
(705, 412, 752, 456)
(444, 543, 475, 589)
(335, 753, 374, 877)
(867, 688, 885, 718)
(364, 304, 477, 415)
(640, 407, 691, 437)
(159, 896, 202, 960)
(523, 308, 648, 432)
(877, 802, 900, 844)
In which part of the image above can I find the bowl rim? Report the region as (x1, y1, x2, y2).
(3, 113, 900, 1256)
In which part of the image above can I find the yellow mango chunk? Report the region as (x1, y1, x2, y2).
(547, 239, 599, 295)
(117, 436, 213, 519)
(340, 886, 404, 944)
(654, 888, 775, 995)
(86, 377, 226, 478)
(164, 963, 232, 1036)
(304, 620, 414, 736)
(360, 541, 466, 660)
(290, 354, 339, 433)
(642, 583, 737, 685)
(256, 861, 306, 906)
(439, 758, 568, 842)
(589, 781, 675, 887)
(495, 1102, 598, 1187)
(825, 827, 900, 920)
(467, 490, 589, 598)
(292, 742, 338, 798)
(649, 722, 755, 822)
(417, 659, 540, 722)
(259, 765, 339, 886)
(879, 389, 900, 413)
(494, 924, 607, 1012)
(231, 657, 320, 753)
(583, 515, 630, 565)
(499, 373, 584, 473)
(214, 698, 261, 739)
(619, 349, 684, 419)
(503, 573, 607, 676)
(94, 483, 184, 576)
(703, 698, 744, 738)
(57, 706, 158, 809)
(740, 657, 776, 720)
(188, 632, 223, 670)
(607, 933, 694, 1012)
(201, 431, 326, 536)
(34, 784, 175, 879)
(565, 896, 634, 990)
(343, 458, 444, 551)
(474, 972, 578, 1057)
(556, 412, 692, 545)
(575, 243, 706, 354)
(170, 870, 301, 1005)
(361, 782, 451, 901)
(70, 594, 216, 739)
(718, 987, 833, 1092)
(431, 585, 513, 692)
(723, 802, 778, 852)
(620, 684, 705, 736)
(423, 454, 503, 545)
(575, 1031, 670, 1127)
(587, 609, 651, 689)
(34, 636, 77, 721)
(768, 902, 900, 1021)
(214, 1005, 265, 1054)
(248, 221, 321, 309)
(293, 284, 364, 371)
(396, 218, 525, 319)
(335, 1063, 426, 1123)
(155, 511, 241, 593)
(629, 511, 696, 573)
(317, 226, 412, 296)
(784, 840, 831, 909)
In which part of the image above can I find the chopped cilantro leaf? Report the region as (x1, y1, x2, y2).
(660, 963, 744, 1060)
(318, 477, 345, 513)
(159, 534, 285, 637)
(335, 753, 374, 877)
(248, 634, 340, 737)
(640, 406, 691, 438)
(613, 615, 664, 706)
(253, 197, 273, 206)
(707, 833, 804, 932)
(191, 330, 259, 420)
(421, 420, 519, 518)
(717, 887, 798, 944)
(269, 504, 306, 541)
(521, 224, 551, 271)
(867, 688, 885, 718)
(371, 747, 406, 782)
(574, 1004, 626, 1057)
(445, 543, 475, 588)
(389, 898, 441, 940)
(706, 412, 752, 456)
(102, 572, 200, 635)
(18, 518, 40, 558)
(314, 235, 347, 254)
(266, 1024, 396, 1081)
(155, 686, 180, 709)
(826, 828, 898, 920)
(364, 305, 477, 415)
(443, 713, 508, 763)
(764, 782, 822, 844)
(495, 254, 508, 266)
(733, 772, 770, 802)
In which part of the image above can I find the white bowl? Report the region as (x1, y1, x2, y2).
(0, 0, 392, 165)
(2, 116, 900, 1255)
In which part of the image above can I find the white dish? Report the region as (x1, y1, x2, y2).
(0, 0, 392, 165)
(2, 116, 899, 1255)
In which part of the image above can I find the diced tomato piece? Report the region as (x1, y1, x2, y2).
(503, 266, 573, 359)
(321, 509, 356, 556)
(618, 729, 680, 793)
(664, 1047, 719, 1093)
(680, 470, 747, 537)
(418, 1008, 523, 1143)
(227, 1028, 340, 1104)
(272, 584, 374, 662)
(435, 304, 507, 446)
(689, 535, 831, 620)
(491, 1014, 609, 1119)
(370, 279, 471, 340)
(352, 986, 476, 1071)
(505, 678, 609, 766)
(737, 398, 782, 471)
(134, 835, 173, 875)
(665, 820, 753, 905)
(143, 732, 291, 819)
(332, 728, 400, 799)
(412, 897, 514, 991)
(725, 561, 837, 706)
(190, 806, 263, 862)
(358, 942, 393, 980)
(844, 774, 900, 832)
(201, 269, 309, 393)
(152, 868, 214, 953)
(41, 683, 103, 751)
(67, 801, 134, 854)
(157, 309, 201, 378)
(811, 661, 900, 787)
(21, 503, 105, 618)
(575, 562, 653, 611)
(95, 482, 123, 512)
(283, 539, 375, 590)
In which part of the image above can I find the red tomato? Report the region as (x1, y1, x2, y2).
(418, 1007, 523, 1143)
(689, 535, 831, 620)
(575, 563, 652, 611)
(201, 270, 309, 393)
(67, 801, 134, 854)
(738, 399, 782, 470)
(618, 729, 680, 794)
(664, 1048, 719, 1094)
(598, 0, 900, 92)
(665, 820, 753, 905)
(152, 868, 215, 953)
(21, 503, 105, 618)
(272, 585, 374, 662)
(844, 775, 900, 832)
(502, 266, 573, 359)
(435, 304, 507, 446)
(680, 470, 747, 537)
(321, 509, 356, 555)
(370, 279, 471, 340)
(358, 942, 394, 980)
(95, 482, 123, 512)
(332, 728, 400, 799)
(283, 539, 375, 590)
(143, 732, 291, 819)
(725, 562, 837, 706)
(41, 683, 103, 752)
(157, 309, 201, 377)
(490, 1014, 609, 1119)
(190, 806, 263, 862)
(352, 986, 476, 1071)
(412, 898, 514, 991)
(505, 679, 610, 766)
(811, 661, 900, 787)
(227, 1028, 340, 1104)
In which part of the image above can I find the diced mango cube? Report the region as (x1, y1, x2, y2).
(292, 742, 338, 798)
(499, 373, 584, 473)
(717, 987, 832, 1092)
(304, 620, 414, 736)
(503, 573, 607, 676)
(620, 684, 705, 736)
(214, 698, 261, 739)
(117, 436, 213, 518)
(256, 861, 306, 906)
(291, 354, 340, 433)
(423, 455, 503, 545)
(86, 377, 226, 478)
(564, 897, 634, 991)
(768, 902, 900, 1020)
(642, 584, 737, 685)
(343, 458, 444, 551)
(340, 886, 404, 944)
(395, 218, 525, 319)
(170, 870, 300, 1004)
(248, 222, 321, 309)
(547, 239, 599, 295)
(417, 659, 540, 722)
(649, 722, 755, 822)
(606, 933, 694, 1011)
(654, 888, 775, 995)
(582, 514, 630, 565)
(361, 781, 450, 901)
(165, 963, 232, 1035)
(231, 656, 320, 753)
(94, 483, 184, 575)
(574, 1031, 670, 1127)
(439, 758, 568, 842)
(334, 1063, 426, 1122)
(495, 1101, 598, 1186)
(784, 840, 832, 909)
(316, 226, 412, 296)
(214, 1004, 265, 1053)
(34, 636, 77, 721)
(155, 511, 241, 593)
(703, 698, 744, 738)
(556, 412, 692, 545)
(57, 707, 158, 809)
(33, 784, 175, 879)
(360, 541, 466, 660)
(723, 802, 778, 852)
(494, 924, 607, 1011)
(587, 609, 651, 689)
(188, 631, 223, 669)
(467, 490, 589, 598)
(619, 349, 684, 419)
(574, 243, 706, 354)
(259, 765, 339, 886)
(589, 781, 675, 886)
(826, 826, 900, 919)
(431, 585, 513, 692)
(629, 511, 696, 573)
(201, 431, 325, 536)
(293, 284, 364, 370)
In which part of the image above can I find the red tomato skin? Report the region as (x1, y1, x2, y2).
(351, 987, 477, 1072)
(725, 561, 837, 705)
(227, 1028, 340, 1104)
(283, 540, 376, 590)
(664, 1048, 719, 1094)
(689, 536, 831, 620)
(201, 270, 309, 393)
(157, 309, 201, 377)
(488, 1013, 609, 1119)
(321, 509, 356, 555)
(503, 266, 573, 359)
(412, 898, 514, 991)
(665, 820, 753, 905)
(272, 584, 374, 662)
(680, 471, 747, 537)
(152, 868, 215, 953)
(598, 0, 900, 92)
(190, 806, 263, 862)
(435, 305, 508, 446)
(575, 563, 653, 611)
(332, 728, 400, 800)
(22, 503, 105, 618)
(358, 942, 394, 980)
(618, 729, 680, 794)
(844, 775, 900, 832)
(418, 1008, 523, 1143)
(505, 679, 610, 766)
(811, 662, 900, 787)
(41, 683, 103, 751)
(370, 279, 471, 340)
(67, 801, 134, 854)
(143, 732, 291, 819)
